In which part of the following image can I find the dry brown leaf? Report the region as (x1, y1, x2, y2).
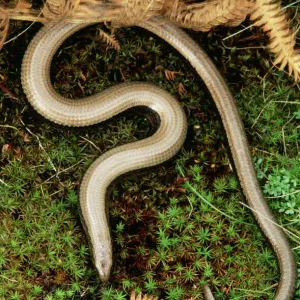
(0, 8, 9, 50)
(250, 0, 300, 81)
(19, 131, 31, 142)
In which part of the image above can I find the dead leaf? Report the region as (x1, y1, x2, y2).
(19, 131, 31, 142)
(177, 82, 187, 96)
(164, 69, 183, 81)
(53, 271, 68, 284)
(23, 133, 31, 142)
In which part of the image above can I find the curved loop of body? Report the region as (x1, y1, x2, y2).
(21, 17, 296, 299)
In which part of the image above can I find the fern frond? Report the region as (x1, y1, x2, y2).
(130, 291, 159, 300)
(0, 8, 9, 50)
(165, 0, 255, 32)
(250, 0, 300, 81)
(42, 0, 80, 22)
(41, 0, 132, 24)
(110, 0, 164, 26)
(68, 0, 117, 20)
(98, 29, 120, 50)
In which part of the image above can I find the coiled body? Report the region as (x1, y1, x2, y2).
(21, 17, 296, 299)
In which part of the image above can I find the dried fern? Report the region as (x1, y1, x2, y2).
(165, 0, 255, 32)
(98, 28, 120, 50)
(1, 0, 299, 80)
(110, 0, 165, 26)
(42, 0, 80, 22)
(41, 0, 118, 23)
(0, 8, 9, 50)
(63, 0, 118, 20)
(250, 0, 300, 81)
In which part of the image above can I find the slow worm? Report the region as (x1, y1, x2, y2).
(21, 17, 296, 299)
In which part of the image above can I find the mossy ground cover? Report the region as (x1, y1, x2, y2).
(0, 1, 299, 299)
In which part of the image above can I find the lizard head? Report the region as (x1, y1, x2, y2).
(93, 242, 112, 282)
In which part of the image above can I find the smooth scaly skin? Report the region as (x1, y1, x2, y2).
(203, 285, 215, 300)
(21, 17, 296, 299)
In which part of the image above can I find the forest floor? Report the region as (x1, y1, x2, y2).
(0, 1, 299, 299)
